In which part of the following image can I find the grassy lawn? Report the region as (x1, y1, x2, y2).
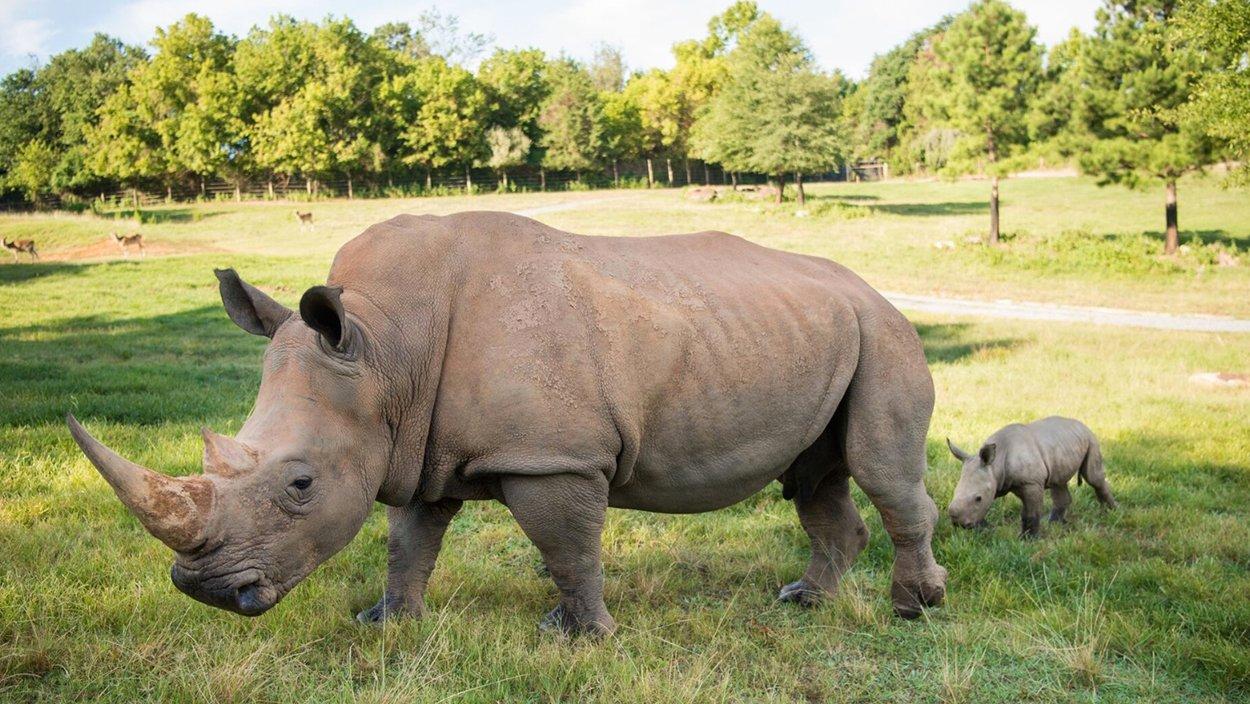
(2, 179, 1248, 701)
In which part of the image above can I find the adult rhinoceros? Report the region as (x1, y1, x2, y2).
(67, 211, 947, 635)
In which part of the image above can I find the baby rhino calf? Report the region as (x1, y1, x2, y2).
(947, 417, 1117, 538)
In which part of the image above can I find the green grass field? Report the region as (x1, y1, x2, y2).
(2, 177, 1248, 702)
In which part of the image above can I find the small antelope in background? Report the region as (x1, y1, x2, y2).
(3, 238, 38, 262)
(294, 211, 314, 230)
(113, 232, 146, 258)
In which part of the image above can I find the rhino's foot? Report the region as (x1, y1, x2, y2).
(1048, 510, 1067, 524)
(356, 594, 424, 624)
(890, 564, 947, 620)
(777, 580, 827, 607)
(538, 603, 615, 639)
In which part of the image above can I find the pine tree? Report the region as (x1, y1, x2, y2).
(931, 0, 1043, 244)
(1073, 0, 1213, 254)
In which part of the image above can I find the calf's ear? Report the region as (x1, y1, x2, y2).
(979, 443, 997, 465)
(214, 268, 292, 338)
(300, 285, 351, 352)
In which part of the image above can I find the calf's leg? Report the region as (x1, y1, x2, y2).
(1049, 484, 1072, 523)
(358, 498, 462, 623)
(502, 472, 614, 637)
(780, 469, 869, 605)
(1017, 484, 1044, 538)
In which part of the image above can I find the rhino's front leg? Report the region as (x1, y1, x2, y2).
(357, 498, 462, 623)
(501, 472, 615, 637)
(1017, 484, 1044, 539)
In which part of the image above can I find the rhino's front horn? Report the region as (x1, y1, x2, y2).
(66, 414, 214, 553)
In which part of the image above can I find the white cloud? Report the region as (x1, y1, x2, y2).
(0, 0, 56, 60)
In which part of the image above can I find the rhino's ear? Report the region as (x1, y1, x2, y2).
(299, 285, 351, 352)
(979, 443, 997, 466)
(946, 437, 972, 462)
(215, 268, 292, 338)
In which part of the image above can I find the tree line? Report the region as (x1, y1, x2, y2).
(0, 0, 1245, 250)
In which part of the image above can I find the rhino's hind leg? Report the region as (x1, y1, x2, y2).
(780, 469, 869, 606)
(502, 472, 615, 637)
(357, 499, 462, 624)
(1081, 441, 1118, 510)
(841, 358, 946, 618)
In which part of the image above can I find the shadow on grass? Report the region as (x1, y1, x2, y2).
(0, 261, 96, 285)
(133, 208, 227, 225)
(914, 321, 1020, 365)
(808, 194, 880, 203)
(1144, 228, 1250, 249)
(870, 201, 987, 217)
(0, 305, 264, 427)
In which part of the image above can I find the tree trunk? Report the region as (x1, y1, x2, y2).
(795, 172, 805, 205)
(684, 157, 692, 184)
(540, 168, 546, 191)
(234, 183, 241, 202)
(612, 159, 619, 187)
(645, 158, 654, 188)
(166, 184, 172, 202)
(1165, 179, 1179, 255)
(731, 172, 738, 190)
(132, 188, 139, 210)
(775, 173, 785, 203)
(347, 173, 354, 199)
(426, 170, 432, 191)
(989, 175, 1000, 245)
(200, 178, 206, 198)
(501, 170, 509, 191)
(665, 157, 674, 185)
(306, 177, 312, 195)
(703, 162, 710, 186)
(267, 179, 274, 199)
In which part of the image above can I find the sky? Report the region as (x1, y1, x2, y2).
(0, 0, 1101, 79)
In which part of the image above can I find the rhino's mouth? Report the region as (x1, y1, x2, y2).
(170, 564, 282, 616)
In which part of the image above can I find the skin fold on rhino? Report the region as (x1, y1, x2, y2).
(67, 211, 948, 634)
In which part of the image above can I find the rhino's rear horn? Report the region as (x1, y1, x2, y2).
(946, 437, 972, 462)
(66, 414, 214, 553)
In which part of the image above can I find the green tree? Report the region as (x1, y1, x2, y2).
(931, 0, 1043, 244)
(380, 56, 487, 188)
(598, 90, 643, 185)
(1, 35, 144, 201)
(693, 14, 841, 202)
(7, 140, 59, 203)
(538, 59, 602, 179)
(478, 48, 549, 165)
(239, 17, 387, 196)
(1177, 0, 1250, 185)
(622, 69, 680, 186)
(483, 126, 531, 190)
(1073, 0, 1213, 254)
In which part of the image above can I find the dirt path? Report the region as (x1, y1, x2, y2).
(883, 291, 1250, 333)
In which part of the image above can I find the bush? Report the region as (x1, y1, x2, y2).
(975, 229, 1242, 275)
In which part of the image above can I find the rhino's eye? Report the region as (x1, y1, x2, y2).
(974, 496, 982, 503)
(291, 477, 313, 491)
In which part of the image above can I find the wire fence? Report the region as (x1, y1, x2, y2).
(1, 158, 848, 212)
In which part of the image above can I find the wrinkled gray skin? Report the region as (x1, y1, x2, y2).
(67, 211, 948, 635)
(947, 416, 1118, 538)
